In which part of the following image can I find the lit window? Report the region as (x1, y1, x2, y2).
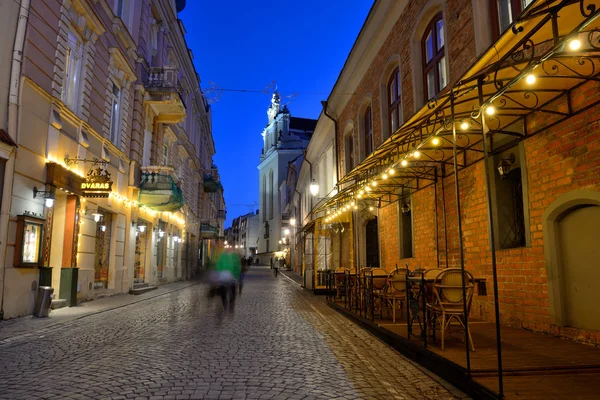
(422, 14, 447, 101)
(62, 30, 83, 112)
(109, 82, 121, 146)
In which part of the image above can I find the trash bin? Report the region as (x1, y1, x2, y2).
(33, 286, 54, 318)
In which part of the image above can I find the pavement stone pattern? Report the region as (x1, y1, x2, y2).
(0, 267, 468, 400)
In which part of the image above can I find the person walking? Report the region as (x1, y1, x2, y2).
(215, 249, 241, 313)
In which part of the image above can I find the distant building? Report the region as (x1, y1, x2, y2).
(257, 93, 315, 261)
(227, 210, 259, 257)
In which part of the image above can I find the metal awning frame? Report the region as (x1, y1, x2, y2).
(316, 2, 600, 398)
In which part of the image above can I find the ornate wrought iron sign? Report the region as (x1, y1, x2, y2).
(81, 167, 113, 197)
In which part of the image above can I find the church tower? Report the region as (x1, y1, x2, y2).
(257, 93, 316, 258)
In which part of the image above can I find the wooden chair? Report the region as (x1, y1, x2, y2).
(429, 268, 475, 351)
(382, 268, 409, 323)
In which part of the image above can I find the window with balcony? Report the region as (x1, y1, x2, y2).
(62, 30, 84, 113)
(109, 82, 121, 146)
(388, 68, 402, 136)
(422, 14, 447, 101)
(490, 0, 534, 40)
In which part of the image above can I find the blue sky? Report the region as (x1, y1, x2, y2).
(179, 1, 373, 227)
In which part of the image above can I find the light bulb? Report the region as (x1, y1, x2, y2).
(401, 160, 408, 167)
(93, 213, 102, 223)
(371, 181, 377, 187)
(486, 106, 495, 115)
(44, 198, 55, 208)
(389, 169, 395, 175)
(525, 74, 536, 85)
(357, 194, 362, 199)
(383, 174, 388, 180)
(369, 207, 374, 211)
(569, 39, 581, 50)
(351, 201, 355, 206)
(101, 225, 106, 232)
(353, 205, 358, 210)
(159, 230, 164, 238)
(359, 190, 364, 195)
(431, 137, 441, 146)
(365, 186, 371, 192)
(139, 225, 146, 233)
(413, 150, 421, 159)
(460, 121, 469, 130)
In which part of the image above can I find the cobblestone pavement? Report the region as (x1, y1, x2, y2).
(0, 267, 468, 400)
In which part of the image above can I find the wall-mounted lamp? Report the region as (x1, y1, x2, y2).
(309, 179, 319, 196)
(138, 225, 146, 233)
(497, 153, 515, 178)
(401, 202, 411, 215)
(101, 225, 106, 232)
(33, 186, 56, 208)
(93, 213, 103, 223)
(158, 230, 164, 238)
(289, 217, 296, 226)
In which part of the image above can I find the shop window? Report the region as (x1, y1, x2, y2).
(62, 30, 84, 112)
(344, 132, 354, 175)
(156, 220, 166, 279)
(422, 13, 447, 101)
(491, 145, 528, 249)
(94, 211, 112, 289)
(489, 0, 532, 40)
(398, 199, 414, 259)
(388, 68, 402, 136)
(363, 105, 373, 159)
(109, 82, 121, 146)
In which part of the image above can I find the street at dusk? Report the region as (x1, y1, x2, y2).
(2, 0, 600, 399)
(0, 268, 465, 400)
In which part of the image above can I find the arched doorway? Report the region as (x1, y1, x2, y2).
(543, 191, 600, 331)
(365, 218, 379, 268)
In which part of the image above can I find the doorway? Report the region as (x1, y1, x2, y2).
(93, 211, 112, 289)
(134, 219, 148, 284)
(557, 205, 600, 331)
(365, 218, 379, 268)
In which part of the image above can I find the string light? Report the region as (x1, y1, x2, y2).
(431, 137, 441, 146)
(382, 173, 388, 180)
(525, 74, 536, 85)
(569, 38, 581, 50)
(401, 160, 408, 167)
(460, 121, 469, 130)
(413, 150, 421, 159)
(486, 106, 495, 115)
(389, 169, 395, 175)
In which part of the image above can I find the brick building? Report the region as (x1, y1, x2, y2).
(305, 0, 600, 349)
(0, 0, 223, 319)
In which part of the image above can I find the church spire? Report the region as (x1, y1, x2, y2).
(267, 91, 281, 122)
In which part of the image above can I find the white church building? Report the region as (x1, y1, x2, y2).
(257, 93, 315, 259)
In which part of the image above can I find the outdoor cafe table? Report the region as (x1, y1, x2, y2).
(405, 273, 487, 348)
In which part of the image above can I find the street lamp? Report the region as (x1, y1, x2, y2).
(290, 217, 296, 226)
(284, 228, 290, 236)
(309, 179, 319, 196)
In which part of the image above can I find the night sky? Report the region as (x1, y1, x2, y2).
(179, 1, 373, 228)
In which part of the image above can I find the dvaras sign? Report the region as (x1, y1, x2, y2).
(81, 167, 112, 197)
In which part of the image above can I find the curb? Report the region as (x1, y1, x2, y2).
(0, 280, 202, 346)
(280, 270, 303, 287)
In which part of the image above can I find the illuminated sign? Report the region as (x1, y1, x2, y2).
(81, 167, 113, 197)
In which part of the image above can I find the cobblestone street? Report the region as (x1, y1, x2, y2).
(0, 267, 467, 400)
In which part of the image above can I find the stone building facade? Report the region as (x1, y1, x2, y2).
(0, 0, 223, 319)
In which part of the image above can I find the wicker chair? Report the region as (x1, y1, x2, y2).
(369, 268, 389, 318)
(429, 268, 475, 351)
(382, 268, 409, 323)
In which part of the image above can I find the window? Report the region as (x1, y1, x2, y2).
(398, 199, 414, 259)
(422, 14, 447, 101)
(364, 106, 373, 158)
(344, 133, 354, 174)
(116, 0, 124, 17)
(109, 82, 121, 146)
(388, 68, 402, 135)
(491, 145, 528, 249)
(163, 144, 169, 165)
(62, 30, 83, 112)
(269, 170, 274, 220)
(489, 0, 531, 40)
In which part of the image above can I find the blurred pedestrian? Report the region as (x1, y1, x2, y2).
(239, 257, 249, 295)
(215, 249, 241, 313)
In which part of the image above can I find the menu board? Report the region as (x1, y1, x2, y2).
(22, 222, 41, 264)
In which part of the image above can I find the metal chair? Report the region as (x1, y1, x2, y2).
(382, 268, 409, 323)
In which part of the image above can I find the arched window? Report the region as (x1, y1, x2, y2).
(422, 13, 447, 101)
(269, 169, 274, 219)
(262, 175, 267, 222)
(364, 106, 373, 158)
(388, 68, 402, 135)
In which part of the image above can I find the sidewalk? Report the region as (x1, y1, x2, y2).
(280, 268, 303, 286)
(0, 279, 202, 344)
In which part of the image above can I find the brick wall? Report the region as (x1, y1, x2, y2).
(332, 0, 600, 342)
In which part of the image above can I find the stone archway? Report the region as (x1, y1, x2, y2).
(542, 190, 600, 330)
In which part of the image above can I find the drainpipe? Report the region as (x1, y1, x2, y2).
(0, 0, 30, 321)
(321, 101, 339, 186)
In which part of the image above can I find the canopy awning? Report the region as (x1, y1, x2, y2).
(318, 0, 600, 216)
(139, 166, 184, 212)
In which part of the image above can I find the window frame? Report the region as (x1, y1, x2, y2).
(62, 29, 84, 112)
(421, 13, 446, 101)
(489, 0, 524, 41)
(388, 68, 402, 136)
(364, 105, 373, 159)
(109, 81, 122, 146)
